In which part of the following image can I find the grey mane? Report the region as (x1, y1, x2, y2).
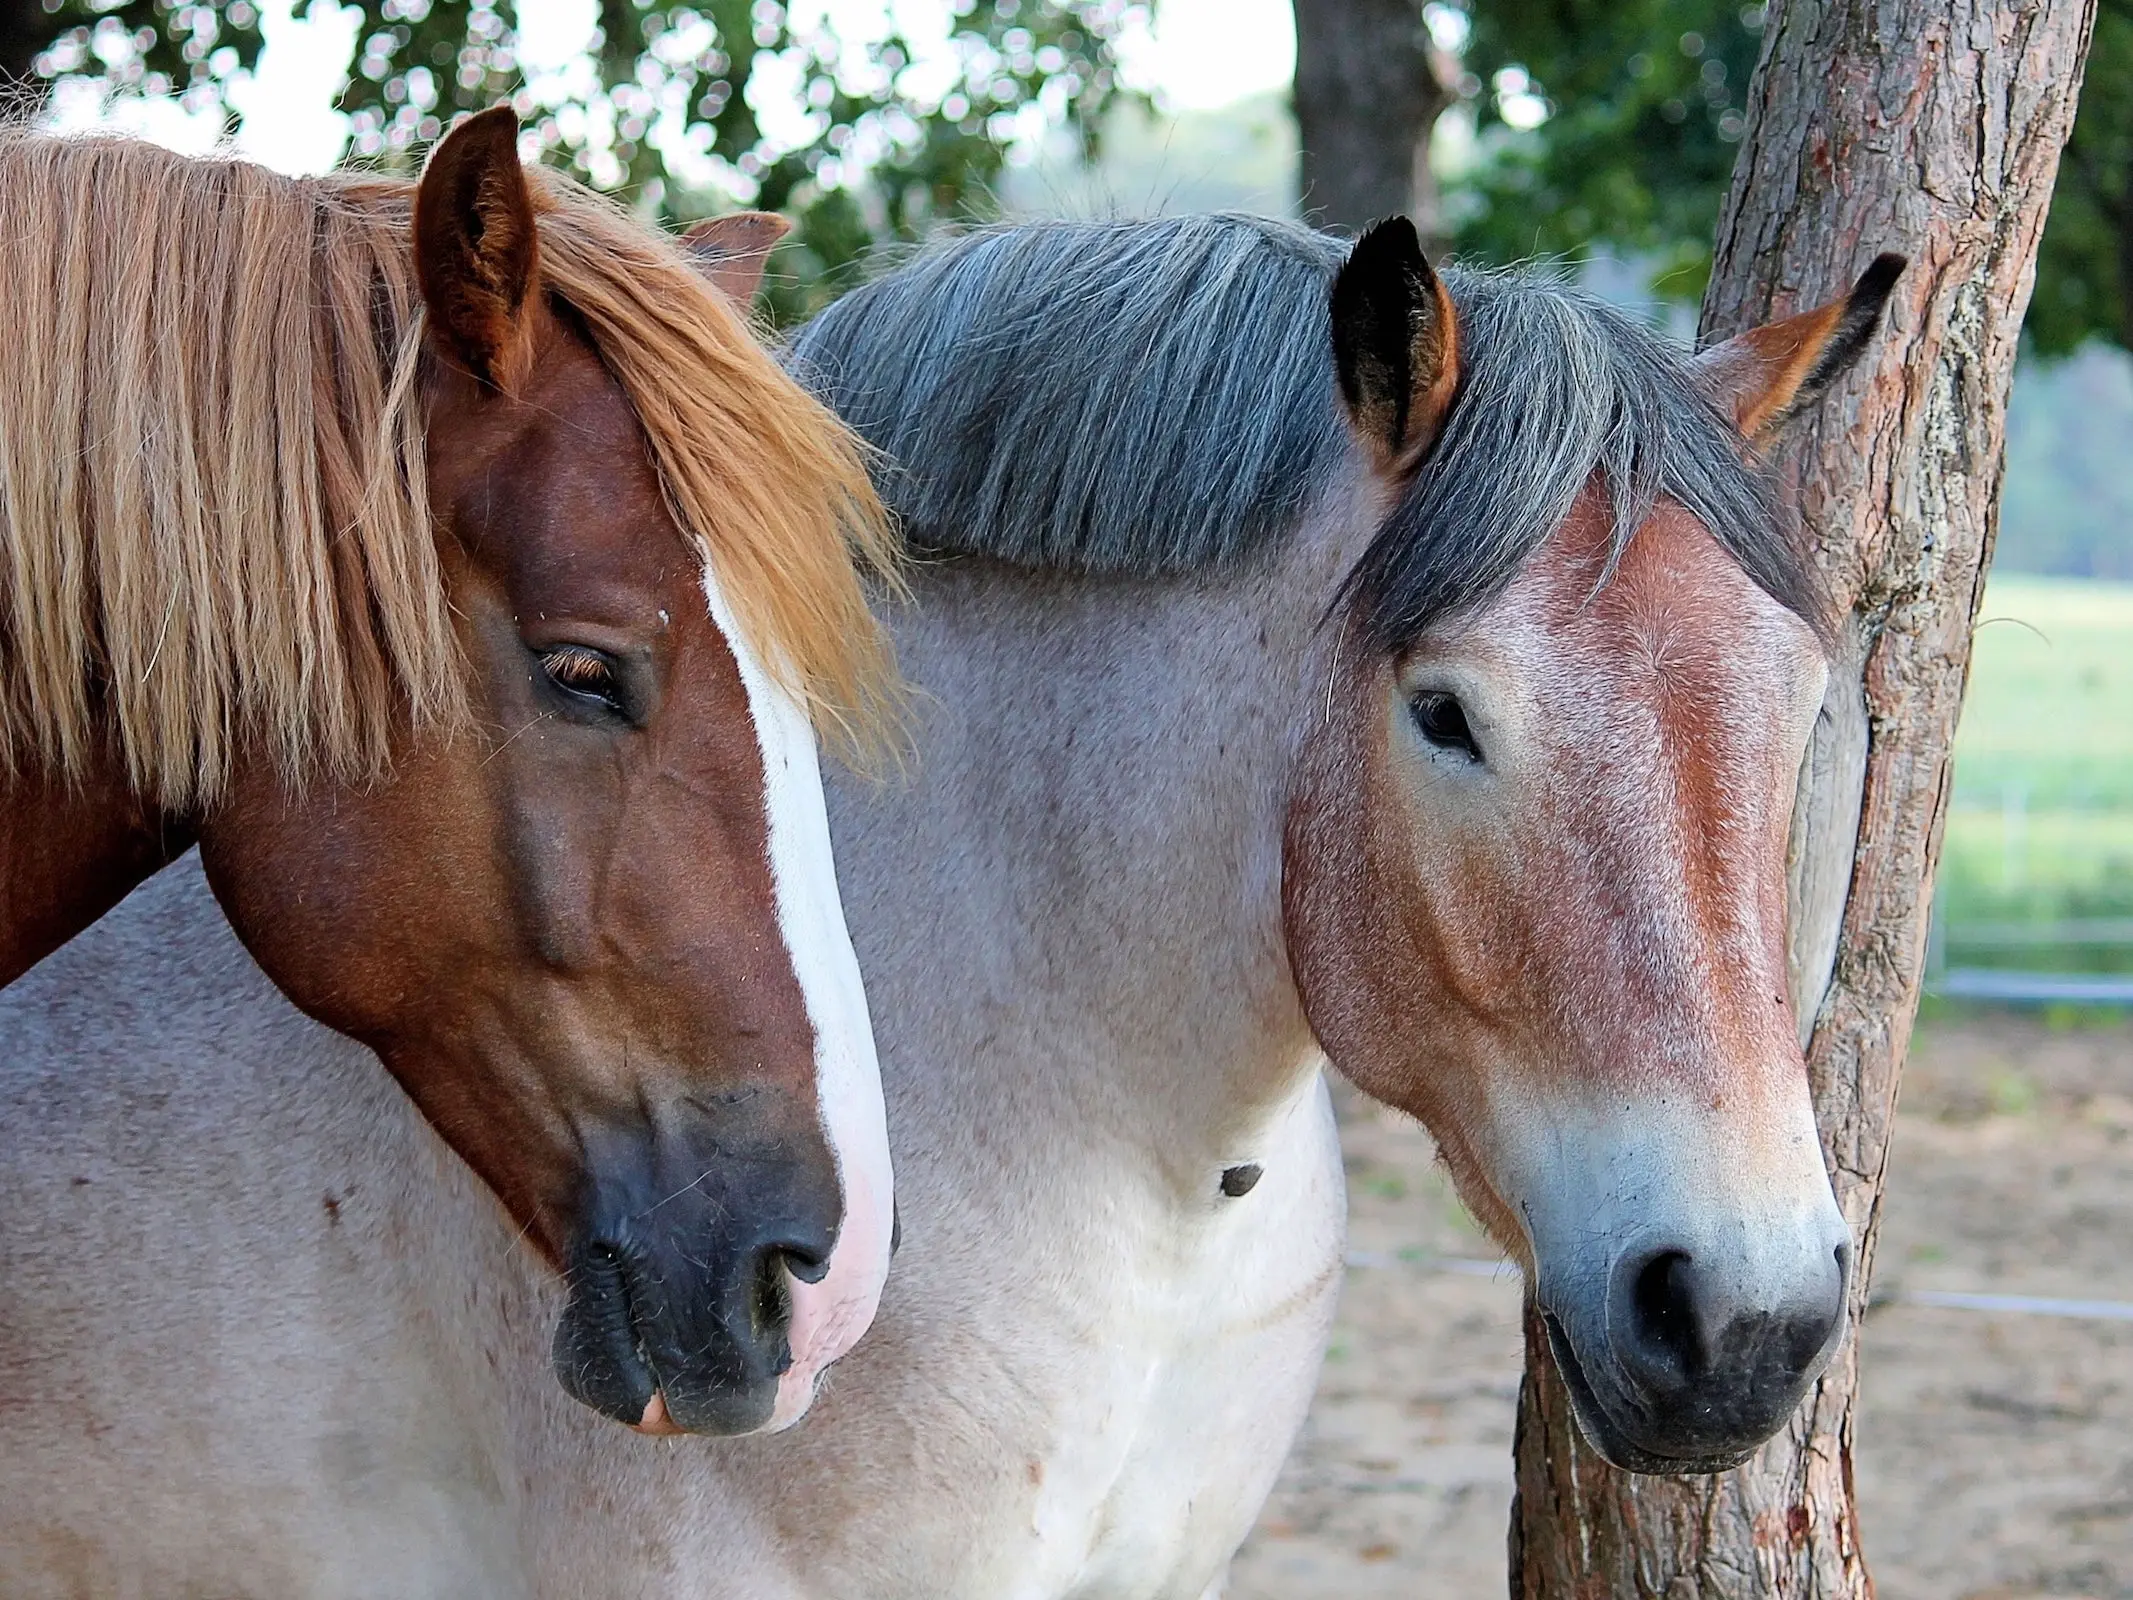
(789, 214, 1817, 644)
(788, 216, 1349, 575)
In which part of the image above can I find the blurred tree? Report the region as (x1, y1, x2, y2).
(5, 0, 1143, 318)
(1292, 0, 1452, 245)
(1449, 0, 1769, 303)
(2028, 0, 2132, 352)
(1443, 0, 2131, 348)
(0, 3, 265, 107)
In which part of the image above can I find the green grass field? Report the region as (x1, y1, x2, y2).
(1937, 575, 2133, 974)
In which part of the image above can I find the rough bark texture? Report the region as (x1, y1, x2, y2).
(1508, 0, 2096, 1594)
(1292, 0, 1450, 242)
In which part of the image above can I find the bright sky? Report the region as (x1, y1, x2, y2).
(56, 0, 1299, 177)
(1123, 0, 1295, 110)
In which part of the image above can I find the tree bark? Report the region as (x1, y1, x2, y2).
(1291, 0, 1450, 244)
(1507, 0, 2096, 1594)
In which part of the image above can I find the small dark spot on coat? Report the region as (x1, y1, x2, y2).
(322, 1192, 341, 1225)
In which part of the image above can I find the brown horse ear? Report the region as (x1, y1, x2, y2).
(415, 105, 540, 391)
(680, 212, 792, 307)
(1694, 253, 1906, 441)
(1330, 217, 1460, 477)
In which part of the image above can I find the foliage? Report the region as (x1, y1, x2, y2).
(1448, 0, 1767, 303)
(3, 3, 266, 105)
(2026, 0, 2133, 355)
(1452, 0, 2130, 351)
(16, 1, 1144, 319)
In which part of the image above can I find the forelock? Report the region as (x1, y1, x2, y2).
(1347, 268, 1821, 651)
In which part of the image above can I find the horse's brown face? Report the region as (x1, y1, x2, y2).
(1286, 222, 1900, 1474)
(1289, 493, 1844, 1473)
(196, 111, 891, 1439)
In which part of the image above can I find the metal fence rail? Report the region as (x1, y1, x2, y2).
(1927, 917, 2133, 1007)
(1931, 967, 2133, 1006)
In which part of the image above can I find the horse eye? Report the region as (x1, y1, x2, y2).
(539, 644, 627, 716)
(1410, 691, 1481, 762)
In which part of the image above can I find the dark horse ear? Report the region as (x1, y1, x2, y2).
(681, 212, 792, 307)
(415, 105, 541, 391)
(1330, 217, 1461, 476)
(1693, 254, 1906, 441)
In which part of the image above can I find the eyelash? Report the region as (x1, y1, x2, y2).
(538, 645, 627, 715)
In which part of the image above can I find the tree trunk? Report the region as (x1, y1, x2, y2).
(1291, 0, 1450, 244)
(1507, 0, 2096, 1594)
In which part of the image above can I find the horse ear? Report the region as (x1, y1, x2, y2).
(680, 213, 792, 307)
(415, 105, 540, 391)
(1693, 253, 1906, 441)
(1331, 217, 1460, 476)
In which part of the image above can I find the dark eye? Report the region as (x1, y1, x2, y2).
(1410, 691, 1481, 762)
(538, 644, 628, 718)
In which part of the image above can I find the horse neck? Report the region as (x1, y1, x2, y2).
(0, 750, 192, 987)
(828, 482, 1380, 1175)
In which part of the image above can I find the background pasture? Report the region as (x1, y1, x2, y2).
(1938, 576, 2133, 986)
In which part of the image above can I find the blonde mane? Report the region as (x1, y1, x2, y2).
(0, 130, 900, 810)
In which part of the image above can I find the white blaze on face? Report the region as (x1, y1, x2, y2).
(703, 569, 894, 1433)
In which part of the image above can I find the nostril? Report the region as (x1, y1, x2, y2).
(1833, 1236, 1853, 1284)
(744, 1226, 834, 1342)
(1627, 1249, 1706, 1385)
(761, 1215, 836, 1285)
(748, 1251, 795, 1348)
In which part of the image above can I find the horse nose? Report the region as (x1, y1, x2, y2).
(555, 1205, 837, 1433)
(550, 1108, 845, 1435)
(725, 1209, 839, 1340)
(774, 1215, 835, 1284)
(1606, 1235, 1850, 1426)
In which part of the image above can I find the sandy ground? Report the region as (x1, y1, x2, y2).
(1228, 1011, 2133, 1599)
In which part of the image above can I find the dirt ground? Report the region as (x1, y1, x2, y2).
(1229, 1011, 2133, 1599)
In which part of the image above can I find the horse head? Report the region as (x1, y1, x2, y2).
(0, 111, 897, 1436)
(1285, 220, 1901, 1472)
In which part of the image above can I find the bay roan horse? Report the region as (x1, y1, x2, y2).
(0, 111, 905, 1438)
(0, 215, 1901, 1593)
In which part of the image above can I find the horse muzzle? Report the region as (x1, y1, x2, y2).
(549, 1106, 843, 1435)
(1538, 1222, 1851, 1474)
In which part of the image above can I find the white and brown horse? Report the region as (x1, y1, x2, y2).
(0, 113, 902, 1440)
(0, 216, 1899, 1594)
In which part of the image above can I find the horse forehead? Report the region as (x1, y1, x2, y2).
(1494, 498, 1818, 721)
(434, 318, 698, 601)
(503, 318, 664, 509)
